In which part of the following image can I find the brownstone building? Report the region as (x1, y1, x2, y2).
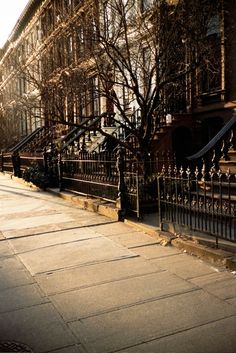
(0, 0, 235, 165)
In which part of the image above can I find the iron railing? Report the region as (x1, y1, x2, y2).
(124, 171, 158, 219)
(0, 153, 13, 174)
(19, 153, 44, 173)
(187, 115, 236, 170)
(157, 164, 236, 244)
(60, 151, 119, 202)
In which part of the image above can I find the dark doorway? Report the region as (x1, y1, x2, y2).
(172, 126, 192, 169)
(201, 117, 224, 146)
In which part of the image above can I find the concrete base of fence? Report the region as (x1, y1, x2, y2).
(124, 217, 236, 271)
(172, 237, 236, 270)
(48, 188, 121, 221)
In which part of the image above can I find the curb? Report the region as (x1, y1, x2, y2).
(124, 218, 236, 272)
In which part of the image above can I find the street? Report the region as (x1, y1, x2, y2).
(0, 173, 236, 353)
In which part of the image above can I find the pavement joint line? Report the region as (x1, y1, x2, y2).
(34, 255, 142, 277)
(41, 344, 85, 353)
(46, 269, 167, 296)
(127, 241, 162, 249)
(31, 254, 140, 276)
(9, 236, 103, 255)
(166, 269, 227, 284)
(66, 287, 201, 323)
(0, 221, 115, 241)
(142, 252, 184, 261)
(0, 281, 36, 292)
(0, 210, 62, 219)
(0, 300, 52, 316)
(109, 313, 236, 353)
(0, 281, 43, 293)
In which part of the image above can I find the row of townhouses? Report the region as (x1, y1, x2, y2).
(0, 0, 235, 241)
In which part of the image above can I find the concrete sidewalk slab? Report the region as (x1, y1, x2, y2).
(117, 316, 236, 353)
(9, 227, 100, 254)
(190, 274, 236, 300)
(91, 222, 136, 235)
(0, 283, 48, 313)
(132, 243, 181, 259)
(2, 223, 62, 238)
(70, 290, 236, 353)
(105, 230, 160, 248)
(0, 303, 77, 353)
(150, 253, 223, 279)
(18, 237, 135, 275)
(51, 271, 197, 321)
(0, 199, 46, 214)
(0, 254, 34, 290)
(227, 297, 236, 306)
(0, 240, 14, 257)
(0, 213, 74, 232)
(35, 257, 163, 295)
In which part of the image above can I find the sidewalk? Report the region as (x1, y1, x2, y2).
(0, 173, 236, 353)
(47, 182, 236, 272)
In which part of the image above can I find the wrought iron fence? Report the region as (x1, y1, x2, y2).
(1, 153, 14, 174)
(0, 153, 2, 172)
(60, 151, 119, 201)
(19, 153, 44, 173)
(124, 171, 158, 219)
(1, 152, 45, 177)
(157, 165, 236, 244)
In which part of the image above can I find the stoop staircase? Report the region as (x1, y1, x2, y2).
(187, 115, 236, 201)
(219, 149, 236, 173)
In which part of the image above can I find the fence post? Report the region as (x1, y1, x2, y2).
(0, 152, 3, 172)
(12, 151, 21, 177)
(58, 152, 63, 191)
(116, 147, 126, 220)
(43, 147, 48, 174)
(157, 175, 162, 229)
(136, 171, 140, 220)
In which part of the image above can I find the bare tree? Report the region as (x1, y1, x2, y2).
(1, 0, 223, 169)
(89, 0, 222, 165)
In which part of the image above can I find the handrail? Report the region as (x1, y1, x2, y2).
(60, 115, 103, 152)
(187, 115, 236, 161)
(60, 117, 92, 144)
(9, 127, 45, 152)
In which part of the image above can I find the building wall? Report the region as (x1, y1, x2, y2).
(0, 0, 235, 154)
(225, 0, 236, 103)
(0, 0, 44, 143)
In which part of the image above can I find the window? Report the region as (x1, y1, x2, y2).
(207, 15, 220, 37)
(141, 0, 153, 12)
(201, 15, 221, 94)
(92, 76, 100, 115)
